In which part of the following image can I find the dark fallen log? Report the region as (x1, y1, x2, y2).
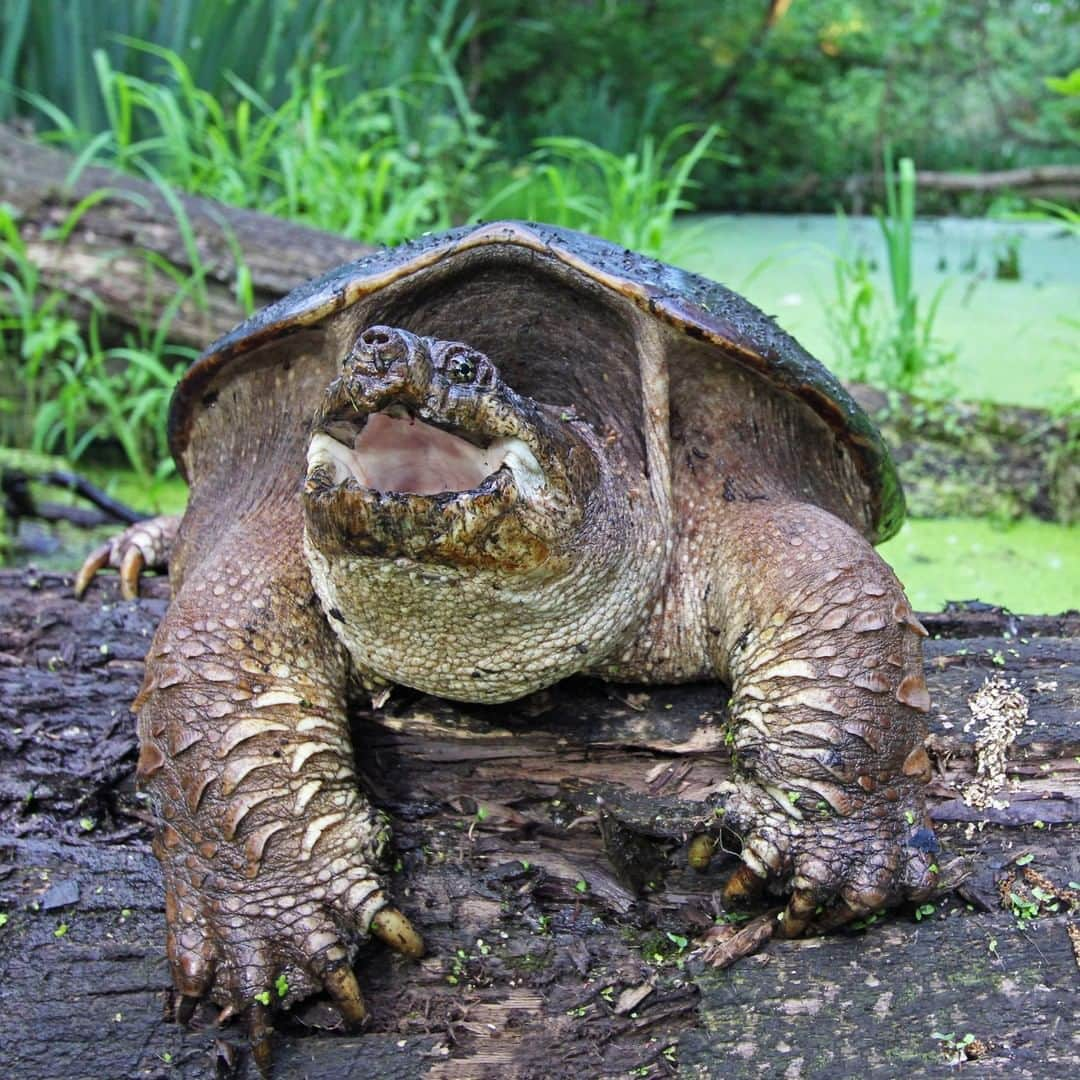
(0, 126, 370, 350)
(844, 163, 1080, 202)
(0, 569, 1077, 1078)
(2, 466, 148, 528)
(913, 164, 1080, 195)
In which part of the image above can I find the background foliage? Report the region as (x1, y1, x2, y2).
(0, 1, 1076, 607)
(3, 0, 1078, 213)
(0, 1, 1076, 488)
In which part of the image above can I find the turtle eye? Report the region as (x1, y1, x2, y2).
(446, 351, 477, 384)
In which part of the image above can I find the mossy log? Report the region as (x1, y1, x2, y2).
(0, 570, 1077, 1079)
(0, 126, 370, 350)
(849, 386, 1077, 525)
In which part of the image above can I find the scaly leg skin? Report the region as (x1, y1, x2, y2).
(130, 507, 421, 1069)
(710, 500, 939, 935)
(74, 514, 181, 599)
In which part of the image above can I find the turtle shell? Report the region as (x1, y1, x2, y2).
(170, 221, 904, 542)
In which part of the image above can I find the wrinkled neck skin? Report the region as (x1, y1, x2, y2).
(302, 326, 667, 703)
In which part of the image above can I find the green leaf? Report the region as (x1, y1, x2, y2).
(1045, 68, 1080, 96)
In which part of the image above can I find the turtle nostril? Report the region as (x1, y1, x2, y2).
(354, 326, 409, 372)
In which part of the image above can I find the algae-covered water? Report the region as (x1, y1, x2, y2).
(880, 517, 1078, 614)
(673, 214, 1079, 408)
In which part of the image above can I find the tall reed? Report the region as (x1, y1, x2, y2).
(829, 151, 954, 394)
(1, 0, 474, 130)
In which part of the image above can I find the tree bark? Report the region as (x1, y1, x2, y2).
(0, 126, 371, 350)
(0, 569, 1077, 1078)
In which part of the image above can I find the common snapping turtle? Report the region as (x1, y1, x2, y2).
(77, 220, 938, 1060)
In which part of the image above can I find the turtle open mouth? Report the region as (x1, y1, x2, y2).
(307, 404, 543, 497)
(302, 327, 590, 568)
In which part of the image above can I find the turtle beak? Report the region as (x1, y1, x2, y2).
(344, 325, 435, 394)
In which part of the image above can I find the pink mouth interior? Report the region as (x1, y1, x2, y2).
(347, 413, 500, 494)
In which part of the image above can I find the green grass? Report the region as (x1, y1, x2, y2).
(36, 43, 492, 246)
(825, 152, 955, 395)
(1, 0, 477, 133)
(0, 41, 719, 481)
(0, 202, 192, 477)
(19, 40, 721, 256)
(473, 126, 724, 257)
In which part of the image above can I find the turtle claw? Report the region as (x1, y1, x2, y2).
(175, 993, 198, 1026)
(119, 545, 145, 600)
(321, 963, 368, 1027)
(724, 780, 939, 940)
(155, 832, 423, 1069)
(249, 1002, 274, 1078)
(73, 514, 179, 599)
(73, 543, 112, 598)
(370, 906, 425, 959)
(721, 862, 766, 907)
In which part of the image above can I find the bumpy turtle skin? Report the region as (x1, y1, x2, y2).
(132, 497, 395, 1019)
(707, 499, 937, 928)
(169, 222, 904, 543)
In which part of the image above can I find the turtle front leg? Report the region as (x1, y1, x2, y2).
(709, 499, 939, 933)
(134, 515, 421, 1065)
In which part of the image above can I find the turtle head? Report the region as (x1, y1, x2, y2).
(303, 325, 599, 571)
(301, 324, 664, 703)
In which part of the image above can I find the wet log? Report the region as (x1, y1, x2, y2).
(0, 126, 370, 350)
(912, 164, 1080, 196)
(845, 164, 1080, 202)
(0, 572, 1077, 1079)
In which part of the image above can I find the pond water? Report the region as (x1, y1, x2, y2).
(672, 214, 1079, 408)
(880, 517, 1078, 615)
